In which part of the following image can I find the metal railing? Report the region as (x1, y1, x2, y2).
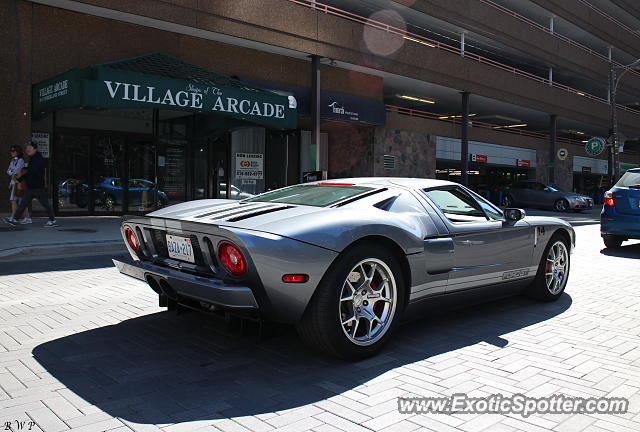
(385, 104, 582, 146)
(479, 0, 640, 79)
(287, 0, 640, 115)
(576, 0, 640, 40)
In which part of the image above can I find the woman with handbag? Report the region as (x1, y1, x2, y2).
(6, 145, 31, 224)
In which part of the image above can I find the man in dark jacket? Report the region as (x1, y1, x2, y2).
(5, 141, 57, 227)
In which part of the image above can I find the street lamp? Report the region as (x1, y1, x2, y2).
(608, 57, 640, 186)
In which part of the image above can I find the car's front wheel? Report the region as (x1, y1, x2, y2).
(296, 243, 405, 359)
(503, 194, 514, 207)
(526, 234, 570, 301)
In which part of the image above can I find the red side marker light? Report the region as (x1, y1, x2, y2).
(282, 274, 308, 283)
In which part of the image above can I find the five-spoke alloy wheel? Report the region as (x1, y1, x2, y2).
(545, 241, 568, 295)
(296, 243, 404, 359)
(339, 259, 397, 347)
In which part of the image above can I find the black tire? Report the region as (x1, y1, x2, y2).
(603, 235, 623, 249)
(296, 242, 406, 360)
(503, 194, 514, 207)
(553, 199, 569, 212)
(526, 233, 570, 301)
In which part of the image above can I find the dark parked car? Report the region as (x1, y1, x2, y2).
(96, 177, 168, 210)
(503, 180, 594, 212)
(601, 168, 640, 248)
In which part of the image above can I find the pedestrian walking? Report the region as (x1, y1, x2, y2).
(6, 145, 31, 223)
(5, 141, 57, 227)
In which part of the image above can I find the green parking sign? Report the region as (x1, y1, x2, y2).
(585, 137, 606, 156)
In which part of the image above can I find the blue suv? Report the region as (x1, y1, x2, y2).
(601, 168, 640, 248)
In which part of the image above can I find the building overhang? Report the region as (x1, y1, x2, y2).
(32, 53, 298, 129)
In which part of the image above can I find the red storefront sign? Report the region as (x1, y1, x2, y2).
(471, 154, 488, 163)
(517, 159, 531, 167)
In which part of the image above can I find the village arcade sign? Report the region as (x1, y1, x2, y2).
(33, 66, 297, 129)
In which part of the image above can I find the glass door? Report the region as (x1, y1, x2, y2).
(54, 132, 91, 215)
(92, 135, 125, 214)
(127, 137, 158, 212)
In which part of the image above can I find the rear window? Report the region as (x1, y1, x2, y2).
(244, 184, 374, 207)
(616, 171, 640, 188)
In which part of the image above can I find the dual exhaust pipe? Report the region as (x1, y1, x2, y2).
(145, 274, 177, 300)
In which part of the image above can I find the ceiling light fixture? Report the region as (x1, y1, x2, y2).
(437, 113, 477, 119)
(399, 95, 436, 104)
(492, 123, 528, 129)
(403, 36, 436, 48)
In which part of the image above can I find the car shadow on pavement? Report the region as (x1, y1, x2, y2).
(600, 243, 640, 258)
(32, 293, 572, 425)
(0, 253, 127, 276)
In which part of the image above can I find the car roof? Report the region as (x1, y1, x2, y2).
(308, 177, 457, 189)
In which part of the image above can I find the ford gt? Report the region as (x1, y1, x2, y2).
(113, 178, 574, 359)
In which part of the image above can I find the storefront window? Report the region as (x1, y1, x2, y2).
(230, 127, 265, 199)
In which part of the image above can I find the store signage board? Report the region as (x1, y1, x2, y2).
(33, 67, 297, 129)
(585, 137, 606, 156)
(471, 154, 488, 163)
(517, 159, 531, 167)
(31, 132, 50, 158)
(235, 153, 264, 180)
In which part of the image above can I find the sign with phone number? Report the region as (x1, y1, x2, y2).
(235, 153, 264, 180)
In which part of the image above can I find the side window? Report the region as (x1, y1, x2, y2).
(468, 189, 503, 220)
(383, 192, 427, 214)
(531, 182, 544, 191)
(423, 188, 488, 223)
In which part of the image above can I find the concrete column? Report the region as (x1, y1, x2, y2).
(549, 114, 557, 183)
(549, 15, 555, 33)
(461, 92, 470, 186)
(310, 55, 323, 173)
(460, 31, 466, 57)
(548, 67, 553, 86)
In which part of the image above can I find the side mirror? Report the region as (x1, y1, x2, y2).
(504, 208, 526, 222)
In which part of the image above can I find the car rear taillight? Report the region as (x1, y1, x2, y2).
(218, 241, 246, 276)
(124, 225, 140, 253)
(604, 191, 615, 207)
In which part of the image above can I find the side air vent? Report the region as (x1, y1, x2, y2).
(225, 206, 293, 222)
(383, 155, 396, 170)
(373, 195, 399, 210)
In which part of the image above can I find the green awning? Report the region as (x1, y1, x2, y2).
(33, 53, 297, 129)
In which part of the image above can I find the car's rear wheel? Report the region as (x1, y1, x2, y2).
(526, 234, 570, 301)
(503, 194, 515, 207)
(602, 235, 624, 249)
(296, 243, 405, 359)
(553, 199, 569, 212)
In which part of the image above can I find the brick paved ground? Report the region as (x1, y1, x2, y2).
(0, 223, 639, 432)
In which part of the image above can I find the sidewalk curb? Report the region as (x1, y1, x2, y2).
(0, 241, 125, 260)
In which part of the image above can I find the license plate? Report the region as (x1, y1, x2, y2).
(166, 234, 195, 263)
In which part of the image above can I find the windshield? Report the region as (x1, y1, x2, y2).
(616, 171, 640, 188)
(244, 184, 374, 207)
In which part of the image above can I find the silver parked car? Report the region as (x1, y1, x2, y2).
(114, 177, 574, 359)
(503, 180, 594, 212)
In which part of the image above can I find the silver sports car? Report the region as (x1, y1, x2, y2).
(113, 177, 575, 359)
